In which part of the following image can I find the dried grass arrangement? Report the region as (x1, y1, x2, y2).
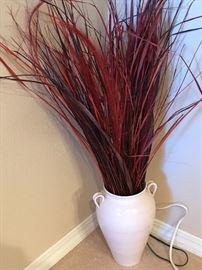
(0, 0, 201, 195)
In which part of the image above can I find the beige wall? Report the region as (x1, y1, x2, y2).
(0, 1, 201, 270)
(0, 1, 103, 269)
(0, 85, 102, 269)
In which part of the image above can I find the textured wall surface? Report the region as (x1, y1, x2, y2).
(0, 1, 103, 269)
(146, 0, 202, 239)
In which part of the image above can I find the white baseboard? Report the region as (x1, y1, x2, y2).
(24, 213, 98, 270)
(152, 219, 202, 257)
(24, 215, 201, 270)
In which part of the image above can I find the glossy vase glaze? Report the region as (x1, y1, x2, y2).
(93, 182, 157, 267)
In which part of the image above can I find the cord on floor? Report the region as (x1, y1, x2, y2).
(148, 203, 189, 270)
(147, 234, 189, 266)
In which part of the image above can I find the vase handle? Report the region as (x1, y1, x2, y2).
(147, 182, 157, 196)
(93, 192, 105, 208)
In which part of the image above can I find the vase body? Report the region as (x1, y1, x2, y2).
(93, 182, 157, 267)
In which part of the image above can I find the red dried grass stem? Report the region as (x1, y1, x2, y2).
(0, 0, 201, 195)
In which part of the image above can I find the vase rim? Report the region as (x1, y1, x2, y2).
(103, 183, 147, 199)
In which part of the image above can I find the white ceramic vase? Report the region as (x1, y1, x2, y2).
(93, 182, 157, 267)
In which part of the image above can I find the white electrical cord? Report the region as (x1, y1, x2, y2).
(156, 203, 188, 270)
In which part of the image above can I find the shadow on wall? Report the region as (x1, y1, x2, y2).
(70, 128, 102, 223)
(43, 100, 102, 220)
(0, 244, 28, 270)
(147, 141, 189, 229)
(146, 142, 172, 222)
